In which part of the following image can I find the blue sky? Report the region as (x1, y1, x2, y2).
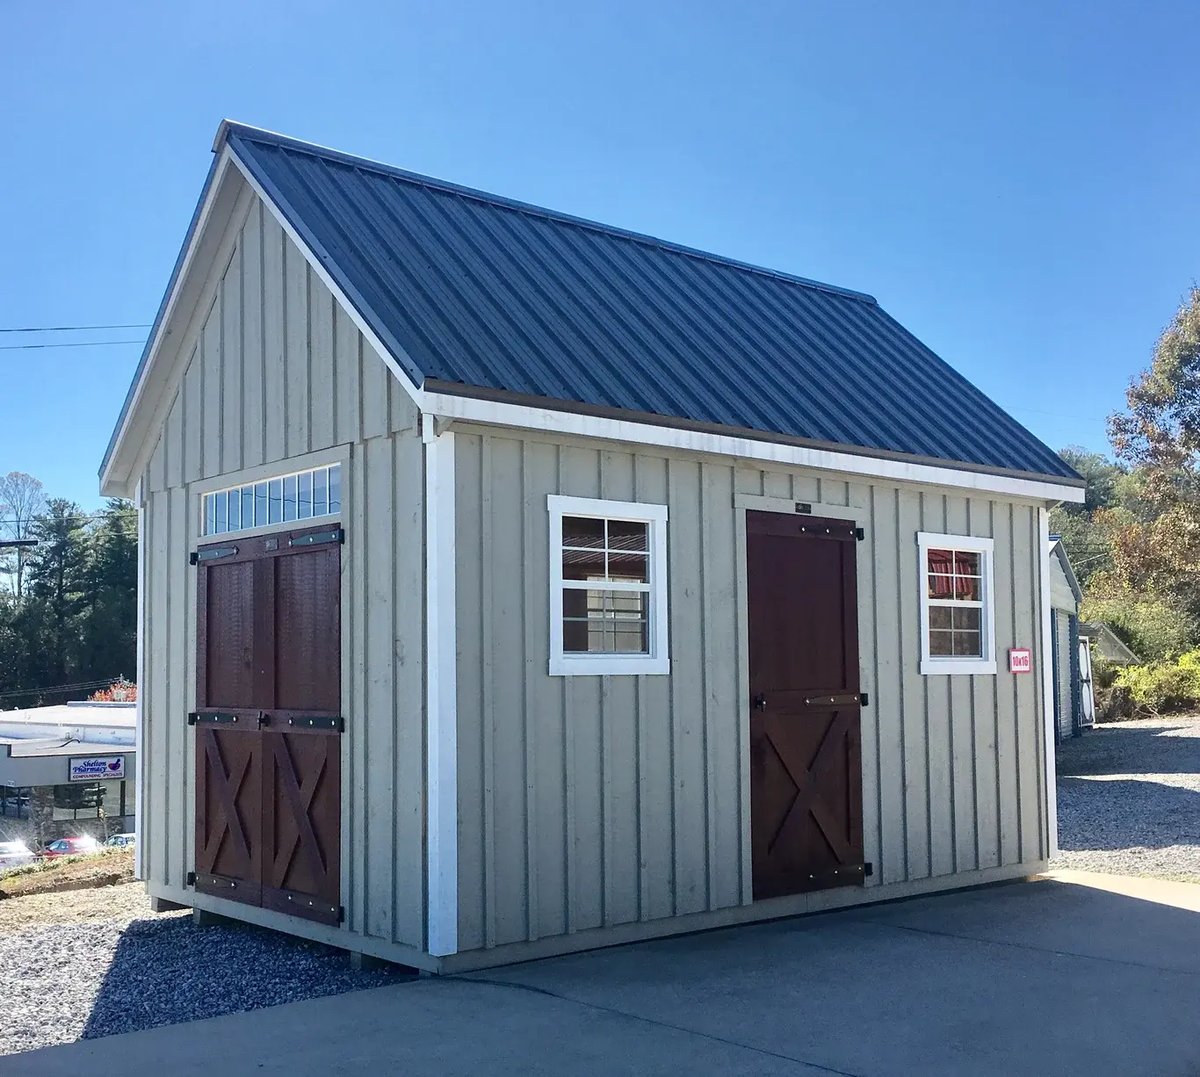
(2, 1, 1196, 508)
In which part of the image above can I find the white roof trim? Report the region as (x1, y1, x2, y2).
(1049, 538, 1084, 604)
(225, 150, 427, 417)
(426, 391, 1087, 503)
(101, 148, 237, 497)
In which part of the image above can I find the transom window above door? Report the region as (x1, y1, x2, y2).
(202, 463, 342, 536)
(548, 495, 669, 676)
(917, 532, 996, 675)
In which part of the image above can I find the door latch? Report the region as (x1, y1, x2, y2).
(753, 695, 768, 711)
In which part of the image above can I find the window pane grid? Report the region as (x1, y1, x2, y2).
(203, 463, 342, 536)
(560, 514, 653, 656)
(925, 544, 987, 661)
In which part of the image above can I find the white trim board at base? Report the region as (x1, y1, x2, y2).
(427, 393, 1086, 505)
(435, 860, 1048, 973)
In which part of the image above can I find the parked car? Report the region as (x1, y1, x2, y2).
(42, 836, 101, 859)
(105, 833, 135, 848)
(0, 841, 36, 869)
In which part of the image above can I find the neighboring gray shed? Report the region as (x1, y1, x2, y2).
(1048, 538, 1087, 740)
(100, 123, 1085, 973)
(1081, 622, 1140, 665)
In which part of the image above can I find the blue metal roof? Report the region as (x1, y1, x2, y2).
(225, 124, 1079, 483)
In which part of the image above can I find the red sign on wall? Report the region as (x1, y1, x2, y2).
(1009, 648, 1032, 674)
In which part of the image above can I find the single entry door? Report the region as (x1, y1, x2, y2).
(746, 511, 865, 900)
(192, 523, 343, 925)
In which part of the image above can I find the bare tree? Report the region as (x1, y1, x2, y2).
(0, 471, 46, 601)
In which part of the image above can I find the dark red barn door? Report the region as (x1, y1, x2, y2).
(746, 511, 865, 900)
(193, 523, 342, 924)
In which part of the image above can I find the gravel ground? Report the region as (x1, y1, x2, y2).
(1052, 715, 1200, 882)
(0, 883, 410, 1057)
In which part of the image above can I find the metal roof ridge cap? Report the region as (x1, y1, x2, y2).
(217, 121, 878, 306)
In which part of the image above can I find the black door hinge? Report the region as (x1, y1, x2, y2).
(855, 527, 865, 541)
(283, 714, 345, 732)
(190, 545, 238, 565)
(186, 870, 196, 886)
(864, 862, 874, 877)
(190, 711, 249, 727)
(288, 527, 344, 548)
(859, 692, 869, 706)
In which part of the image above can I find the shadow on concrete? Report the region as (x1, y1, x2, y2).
(15, 877, 1200, 1075)
(1056, 775, 1200, 852)
(80, 913, 413, 1041)
(1057, 721, 1200, 777)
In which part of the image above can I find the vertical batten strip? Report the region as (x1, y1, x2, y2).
(425, 425, 459, 956)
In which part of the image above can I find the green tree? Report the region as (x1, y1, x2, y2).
(1093, 288, 1200, 649)
(77, 500, 137, 685)
(19, 499, 92, 695)
(1110, 286, 1200, 500)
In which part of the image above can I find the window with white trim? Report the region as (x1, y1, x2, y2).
(202, 463, 342, 536)
(918, 532, 997, 675)
(548, 495, 669, 676)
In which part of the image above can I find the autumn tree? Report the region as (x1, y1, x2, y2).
(1088, 288, 1200, 654)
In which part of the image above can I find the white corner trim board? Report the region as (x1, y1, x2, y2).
(423, 424, 458, 956)
(1038, 506, 1059, 858)
(425, 392, 1086, 505)
(134, 480, 146, 882)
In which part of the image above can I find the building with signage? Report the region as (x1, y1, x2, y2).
(100, 123, 1085, 972)
(0, 702, 136, 844)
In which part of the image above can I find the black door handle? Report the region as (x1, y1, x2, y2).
(753, 695, 767, 711)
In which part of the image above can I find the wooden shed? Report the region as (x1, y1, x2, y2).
(1048, 538, 1089, 739)
(101, 123, 1086, 972)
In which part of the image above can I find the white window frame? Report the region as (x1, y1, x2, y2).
(917, 532, 997, 676)
(548, 494, 670, 676)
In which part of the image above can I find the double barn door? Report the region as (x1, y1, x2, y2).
(192, 524, 342, 924)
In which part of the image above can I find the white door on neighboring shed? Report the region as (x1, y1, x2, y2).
(1079, 642, 1096, 728)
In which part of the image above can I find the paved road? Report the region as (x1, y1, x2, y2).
(16, 873, 1200, 1076)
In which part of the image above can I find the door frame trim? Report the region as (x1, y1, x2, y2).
(735, 495, 870, 905)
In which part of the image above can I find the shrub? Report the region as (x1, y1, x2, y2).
(1113, 648, 1200, 716)
(1096, 683, 1136, 722)
(1081, 592, 1196, 661)
(1092, 658, 1120, 691)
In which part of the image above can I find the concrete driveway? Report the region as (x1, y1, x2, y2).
(16, 873, 1200, 1076)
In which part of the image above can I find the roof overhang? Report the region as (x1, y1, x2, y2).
(1050, 538, 1084, 603)
(425, 385, 1088, 504)
(100, 145, 246, 498)
(102, 121, 1088, 507)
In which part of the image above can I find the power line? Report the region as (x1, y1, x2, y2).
(0, 513, 135, 526)
(0, 676, 128, 702)
(0, 323, 152, 334)
(0, 339, 145, 352)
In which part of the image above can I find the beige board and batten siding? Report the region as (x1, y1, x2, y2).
(137, 187, 429, 959)
(454, 427, 1050, 960)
